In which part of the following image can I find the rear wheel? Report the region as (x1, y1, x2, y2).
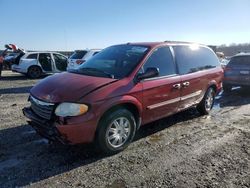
(28, 66, 42, 79)
(197, 87, 215, 115)
(96, 108, 136, 154)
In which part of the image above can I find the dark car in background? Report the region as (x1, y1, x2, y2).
(223, 53, 250, 92)
(23, 42, 223, 154)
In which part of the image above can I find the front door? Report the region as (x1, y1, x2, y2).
(141, 46, 181, 124)
(38, 53, 52, 72)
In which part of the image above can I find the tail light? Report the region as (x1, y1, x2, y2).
(76, 60, 85, 65)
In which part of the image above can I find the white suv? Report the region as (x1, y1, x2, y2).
(12, 52, 68, 78)
(67, 49, 101, 70)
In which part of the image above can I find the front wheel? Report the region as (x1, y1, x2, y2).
(96, 109, 136, 154)
(197, 87, 215, 115)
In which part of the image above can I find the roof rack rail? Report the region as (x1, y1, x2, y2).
(164, 40, 193, 44)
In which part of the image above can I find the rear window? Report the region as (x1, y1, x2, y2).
(69, 51, 87, 59)
(228, 56, 250, 66)
(26, 53, 38, 59)
(173, 45, 219, 75)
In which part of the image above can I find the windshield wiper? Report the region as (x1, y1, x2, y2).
(77, 67, 115, 79)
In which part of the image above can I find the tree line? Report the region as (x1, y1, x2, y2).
(217, 43, 250, 57)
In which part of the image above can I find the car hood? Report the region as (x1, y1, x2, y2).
(30, 72, 117, 103)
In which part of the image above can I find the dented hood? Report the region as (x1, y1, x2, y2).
(30, 72, 117, 103)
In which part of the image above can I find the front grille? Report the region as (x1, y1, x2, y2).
(30, 96, 54, 120)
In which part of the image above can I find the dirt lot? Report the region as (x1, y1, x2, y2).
(0, 71, 249, 188)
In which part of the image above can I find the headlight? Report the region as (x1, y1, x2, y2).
(55, 103, 88, 117)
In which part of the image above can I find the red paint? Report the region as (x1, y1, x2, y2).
(30, 72, 117, 103)
(25, 42, 223, 145)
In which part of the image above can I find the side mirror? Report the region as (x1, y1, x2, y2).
(137, 67, 159, 80)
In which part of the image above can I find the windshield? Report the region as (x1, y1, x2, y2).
(69, 50, 88, 59)
(69, 45, 149, 79)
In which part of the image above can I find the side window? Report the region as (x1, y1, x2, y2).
(26, 53, 38, 59)
(173, 46, 219, 75)
(93, 52, 99, 56)
(143, 47, 176, 77)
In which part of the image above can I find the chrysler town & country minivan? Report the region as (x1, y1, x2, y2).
(23, 42, 223, 154)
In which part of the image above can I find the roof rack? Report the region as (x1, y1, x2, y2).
(164, 40, 193, 44)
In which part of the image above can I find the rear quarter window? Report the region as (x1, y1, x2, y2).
(26, 53, 38, 59)
(173, 46, 219, 75)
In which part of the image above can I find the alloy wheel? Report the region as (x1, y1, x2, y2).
(106, 117, 131, 148)
(205, 89, 214, 111)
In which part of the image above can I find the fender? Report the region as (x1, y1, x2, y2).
(207, 79, 222, 94)
(95, 95, 143, 127)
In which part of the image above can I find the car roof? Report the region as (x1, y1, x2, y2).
(123, 41, 207, 48)
(24, 51, 67, 58)
(74, 49, 101, 52)
(26, 51, 66, 55)
(233, 52, 250, 57)
(26, 51, 47, 53)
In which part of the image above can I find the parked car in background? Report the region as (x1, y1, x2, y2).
(223, 53, 250, 92)
(23, 42, 223, 154)
(3, 53, 19, 69)
(67, 49, 101, 70)
(12, 52, 68, 78)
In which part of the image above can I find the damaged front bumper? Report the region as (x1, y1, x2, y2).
(23, 107, 68, 144)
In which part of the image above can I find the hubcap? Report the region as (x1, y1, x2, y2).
(106, 117, 131, 148)
(205, 89, 214, 111)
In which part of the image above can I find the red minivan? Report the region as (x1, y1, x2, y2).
(23, 42, 223, 153)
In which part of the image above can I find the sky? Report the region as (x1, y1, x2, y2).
(0, 0, 250, 51)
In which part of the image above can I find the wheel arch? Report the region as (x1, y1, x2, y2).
(207, 80, 218, 93)
(28, 64, 43, 72)
(27, 65, 43, 78)
(95, 99, 142, 139)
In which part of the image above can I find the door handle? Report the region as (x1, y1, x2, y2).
(182, 82, 190, 87)
(173, 83, 181, 89)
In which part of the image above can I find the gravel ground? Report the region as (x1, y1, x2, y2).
(0, 71, 249, 188)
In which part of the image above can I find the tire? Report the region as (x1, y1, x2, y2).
(28, 66, 42, 79)
(223, 84, 232, 93)
(96, 108, 137, 154)
(197, 87, 216, 115)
